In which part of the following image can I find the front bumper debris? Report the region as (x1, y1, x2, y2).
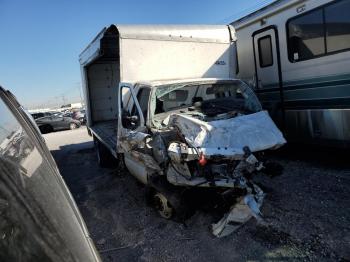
(212, 183, 265, 237)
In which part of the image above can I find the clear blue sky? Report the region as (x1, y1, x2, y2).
(0, 0, 274, 109)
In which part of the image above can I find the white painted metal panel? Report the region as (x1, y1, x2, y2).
(116, 24, 235, 43)
(87, 63, 119, 122)
(120, 38, 234, 82)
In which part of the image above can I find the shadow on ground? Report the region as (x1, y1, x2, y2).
(51, 141, 350, 262)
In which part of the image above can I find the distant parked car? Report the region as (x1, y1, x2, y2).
(31, 111, 61, 119)
(63, 112, 73, 118)
(31, 112, 52, 119)
(35, 114, 81, 133)
(72, 109, 86, 124)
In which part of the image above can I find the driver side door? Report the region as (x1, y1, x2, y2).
(117, 83, 160, 184)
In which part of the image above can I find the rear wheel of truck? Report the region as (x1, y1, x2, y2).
(94, 137, 115, 168)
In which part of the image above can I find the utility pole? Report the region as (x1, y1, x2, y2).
(54, 96, 60, 108)
(61, 94, 67, 106)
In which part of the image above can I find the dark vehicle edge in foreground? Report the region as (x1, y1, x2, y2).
(0, 86, 100, 262)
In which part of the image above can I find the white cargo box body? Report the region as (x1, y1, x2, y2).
(117, 26, 236, 82)
(79, 25, 236, 126)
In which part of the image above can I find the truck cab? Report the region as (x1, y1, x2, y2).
(116, 78, 285, 186)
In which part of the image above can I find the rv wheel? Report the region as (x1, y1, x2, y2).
(153, 192, 173, 219)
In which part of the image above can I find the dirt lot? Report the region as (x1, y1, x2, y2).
(44, 127, 350, 262)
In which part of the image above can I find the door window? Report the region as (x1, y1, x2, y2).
(120, 86, 142, 130)
(131, 87, 150, 121)
(258, 35, 273, 67)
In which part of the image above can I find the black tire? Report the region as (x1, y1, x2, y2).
(39, 125, 53, 134)
(69, 122, 78, 130)
(94, 137, 116, 168)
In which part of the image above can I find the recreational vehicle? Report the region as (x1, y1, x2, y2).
(232, 0, 350, 146)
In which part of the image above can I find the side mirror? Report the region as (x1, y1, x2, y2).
(122, 110, 139, 129)
(128, 115, 139, 123)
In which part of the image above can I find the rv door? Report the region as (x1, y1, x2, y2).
(253, 28, 281, 89)
(253, 27, 284, 128)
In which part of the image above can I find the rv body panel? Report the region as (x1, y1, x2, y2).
(232, 0, 350, 146)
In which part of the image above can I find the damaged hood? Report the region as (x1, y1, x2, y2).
(167, 111, 286, 158)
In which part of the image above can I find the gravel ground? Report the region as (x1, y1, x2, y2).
(44, 127, 350, 262)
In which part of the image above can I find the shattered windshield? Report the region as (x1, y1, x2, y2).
(151, 80, 262, 127)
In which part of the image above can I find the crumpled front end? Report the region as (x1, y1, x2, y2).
(167, 110, 286, 158)
(156, 110, 286, 236)
(122, 109, 286, 236)
(163, 110, 285, 187)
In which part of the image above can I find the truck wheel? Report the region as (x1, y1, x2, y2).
(153, 192, 174, 219)
(94, 138, 115, 168)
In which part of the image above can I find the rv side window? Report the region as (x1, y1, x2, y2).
(258, 35, 273, 67)
(324, 0, 350, 53)
(287, 0, 350, 62)
(287, 9, 325, 62)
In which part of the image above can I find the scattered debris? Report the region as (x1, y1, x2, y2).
(212, 184, 265, 237)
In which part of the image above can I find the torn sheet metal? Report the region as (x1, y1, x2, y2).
(212, 184, 265, 237)
(119, 131, 162, 173)
(168, 111, 286, 158)
(119, 131, 150, 151)
(166, 165, 247, 188)
(129, 150, 162, 172)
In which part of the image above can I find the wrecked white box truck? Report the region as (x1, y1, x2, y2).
(79, 25, 286, 237)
